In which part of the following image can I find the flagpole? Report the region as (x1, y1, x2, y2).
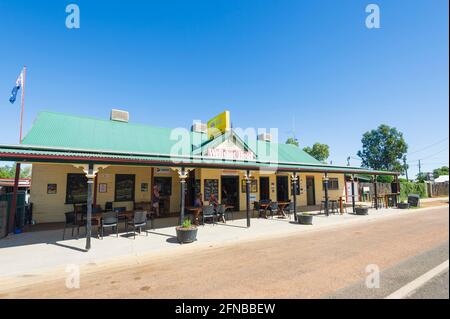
(9, 66, 26, 234)
(19, 66, 26, 143)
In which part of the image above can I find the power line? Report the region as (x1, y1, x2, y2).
(407, 137, 449, 155)
(408, 147, 449, 163)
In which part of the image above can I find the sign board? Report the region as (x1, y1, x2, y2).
(250, 194, 257, 202)
(207, 148, 254, 161)
(155, 168, 171, 174)
(207, 111, 230, 139)
(204, 179, 219, 201)
(346, 181, 359, 203)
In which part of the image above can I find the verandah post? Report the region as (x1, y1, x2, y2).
(8, 162, 21, 233)
(179, 167, 186, 225)
(292, 172, 298, 222)
(373, 175, 378, 210)
(85, 163, 94, 251)
(323, 172, 329, 216)
(245, 170, 251, 228)
(351, 174, 356, 213)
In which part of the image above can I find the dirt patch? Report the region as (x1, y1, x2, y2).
(1, 207, 448, 299)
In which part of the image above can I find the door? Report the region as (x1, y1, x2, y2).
(276, 176, 289, 202)
(306, 176, 316, 206)
(221, 176, 239, 210)
(259, 177, 270, 201)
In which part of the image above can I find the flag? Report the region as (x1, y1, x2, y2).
(9, 69, 24, 104)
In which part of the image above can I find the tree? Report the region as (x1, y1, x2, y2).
(357, 124, 408, 172)
(0, 164, 31, 178)
(285, 137, 299, 147)
(303, 143, 330, 162)
(433, 166, 449, 179)
(416, 172, 427, 183)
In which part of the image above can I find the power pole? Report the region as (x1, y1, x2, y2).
(403, 156, 409, 181)
(418, 160, 422, 175)
(347, 156, 350, 166)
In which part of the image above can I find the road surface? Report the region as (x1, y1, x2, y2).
(0, 206, 448, 299)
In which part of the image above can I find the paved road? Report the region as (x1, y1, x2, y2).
(326, 241, 449, 298)
(0, 206, 448, 298)
(408, 269, 448, 299)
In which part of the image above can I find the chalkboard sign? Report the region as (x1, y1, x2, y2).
(204, 179, 219, 201)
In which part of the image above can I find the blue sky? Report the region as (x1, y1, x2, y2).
(0, 0, 448, 177)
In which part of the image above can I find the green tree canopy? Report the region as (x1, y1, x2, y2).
(0, 165, 31, 179)
(357, 124, 408, 172)
(303, 143, 330, 162)
(433, 166, 449, 179)
(285, 137, 299, 147)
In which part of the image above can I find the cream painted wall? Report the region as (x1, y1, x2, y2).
(30, 164, 183, 223)
(30, 163, 346, 223)
(30, 163, 86, 223)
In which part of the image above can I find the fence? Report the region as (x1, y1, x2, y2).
(359, 182, 428, 202)
(430, 182, 449, 197)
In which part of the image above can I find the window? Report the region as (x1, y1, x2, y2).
(66, 173, 87, 204)
(323, 178, 339, 190)
(115, 174, 135, 202)
(154, 177, 172, 196)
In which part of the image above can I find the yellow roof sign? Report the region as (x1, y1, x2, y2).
(207, 110, 230, 139)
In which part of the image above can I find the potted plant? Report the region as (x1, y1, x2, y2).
(176, 219, 198, 244)
(355, 205, 369, 215)
(297, 213, 314, 225)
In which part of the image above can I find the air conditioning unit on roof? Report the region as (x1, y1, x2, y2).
(110, 109, 129, 123)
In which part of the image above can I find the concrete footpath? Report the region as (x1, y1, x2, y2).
(0, 200, 448, 288)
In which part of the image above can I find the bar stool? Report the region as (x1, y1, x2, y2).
(319, 200, 335, 214)
(329, 200, 338, 214)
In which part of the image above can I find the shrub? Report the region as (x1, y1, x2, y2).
(399, 181, 427, 202)
(181, 218, 193, 229)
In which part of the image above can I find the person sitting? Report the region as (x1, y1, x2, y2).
(194, 193, 203, 208)
(209, 193, 219, 210)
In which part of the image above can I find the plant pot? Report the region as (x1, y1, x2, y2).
(355, 207, 369, 215)
(398, 202, 410, 209)
(176, 226, 198, 244)
(297, 214, 313, 225)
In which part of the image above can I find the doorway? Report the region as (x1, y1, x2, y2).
(259, 177, 270, 201)
(306, 176, 316, 206)
(221, 176, 239, 210)
(276, 176, 289, 202)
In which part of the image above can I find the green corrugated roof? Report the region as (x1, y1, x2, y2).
(22, 111, 207, 156)
(21, 111, 323, 165)
(0, 145, 395, 174)
(0, 111, 398, 175)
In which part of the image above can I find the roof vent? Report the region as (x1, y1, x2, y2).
(191, 121, 207, 134)
(258, 133, 272, 142)
(110, 109, 129, 123)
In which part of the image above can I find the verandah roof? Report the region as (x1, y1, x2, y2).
(0, 111, 399, 175)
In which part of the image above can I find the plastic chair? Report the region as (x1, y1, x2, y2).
(202, 205, 217, 225)
(126, 211, 148, 239)
(100, 211, 119, 239)
(284, 202, 295, 219)
(269, 202, 279, 218)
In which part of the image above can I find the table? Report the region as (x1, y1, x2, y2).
(277, 202, 290, 218)
(258, 202, 289, 218)
(90, 211, 135, 225)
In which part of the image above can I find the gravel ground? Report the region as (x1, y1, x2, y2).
(0, 206, 448, 299)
